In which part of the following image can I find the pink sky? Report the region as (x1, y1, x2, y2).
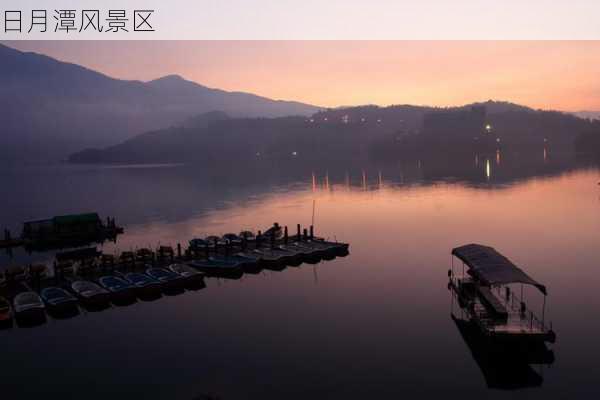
(6, 41, 600, 111)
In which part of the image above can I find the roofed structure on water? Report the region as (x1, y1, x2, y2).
(22, 213, 103, 240)
(451, 243, 546, 295)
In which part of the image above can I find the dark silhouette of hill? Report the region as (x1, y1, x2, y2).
(0, 43, 319, 164)
(69, 102, 600, 165)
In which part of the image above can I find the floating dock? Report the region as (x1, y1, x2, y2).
(0, 223, 349, 329)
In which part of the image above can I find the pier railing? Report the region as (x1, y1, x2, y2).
(496, 284, 551, 333)
(450, 276, 551, 335)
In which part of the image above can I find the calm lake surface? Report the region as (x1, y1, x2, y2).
(1, 155, 600, 399)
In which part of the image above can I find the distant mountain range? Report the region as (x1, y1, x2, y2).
(0, 43, 319, 164)
(4, 41, 600, 165)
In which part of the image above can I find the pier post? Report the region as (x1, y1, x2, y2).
(303, 228, 308, 241)
(177, 243, 182, 258)
(284, 226, 288, 244)
(310, 225, 314, 239)
(542, 295, 546, 328)
(257, 230, 262, 247)
(530, 312, 533, 330)
(297, 224, 301, 241)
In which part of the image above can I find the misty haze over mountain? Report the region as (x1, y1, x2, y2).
(0, 43, 319, 164)
(3, 42, 600, 166)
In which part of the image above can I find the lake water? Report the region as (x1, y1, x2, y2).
(1, 155, 600, 399)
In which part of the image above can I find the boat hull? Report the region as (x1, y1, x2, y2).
(109, 288, 137, 305)
(189, 261, 244, 279)
(15, 306, 46, 326)
(133, 283, 162, 299)
(46, 299, 79, 318)
(79, 293, 111, 309)
(159, 277, 186, 292)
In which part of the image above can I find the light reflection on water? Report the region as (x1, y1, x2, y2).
(1, 157, 600, 399)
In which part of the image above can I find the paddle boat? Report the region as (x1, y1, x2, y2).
(205, 235, 227, 249)
(146, 267, 185, 290)
(40, 287, 78, 315)
(257, 245, 303, 266)
(294, 238, 347, 259)
(248, 248, 284, 269)
(280, 242, 321, 264)
(239, 230, 256, 244)
(169, 263, 205, 284)
(222, 233, 242, 246)
(232, 251, 264, 273)
(13, 291, 46, 323)
(99, 276, 136, 303)
(189, 238, 209, 249)
(188, 258, 243, 279)
(0, 296, 13, 326)
(124, 272, 162, 298)
(71, 280, 111, 308)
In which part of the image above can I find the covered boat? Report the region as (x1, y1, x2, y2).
(452, 244, 546, 294)
(449, 243, 555, 343)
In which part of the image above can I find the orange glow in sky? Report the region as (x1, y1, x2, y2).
(6, 41, 600, 111)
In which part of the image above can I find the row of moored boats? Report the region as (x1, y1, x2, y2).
(0, 226, 349, 327)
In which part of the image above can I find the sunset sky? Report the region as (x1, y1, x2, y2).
(6, 41, 600, 111)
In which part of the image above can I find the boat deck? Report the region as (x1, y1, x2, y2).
(450, 278, 552, 341)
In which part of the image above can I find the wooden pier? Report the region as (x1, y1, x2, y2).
(0, 223, 349, 329)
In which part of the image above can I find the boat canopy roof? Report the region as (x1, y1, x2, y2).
(53, 213, 101, 226)
(452, 243, 547, 295)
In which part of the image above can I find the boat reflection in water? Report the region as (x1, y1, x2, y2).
(450, 306, 555, 390)
(449, 243, 556, 390)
